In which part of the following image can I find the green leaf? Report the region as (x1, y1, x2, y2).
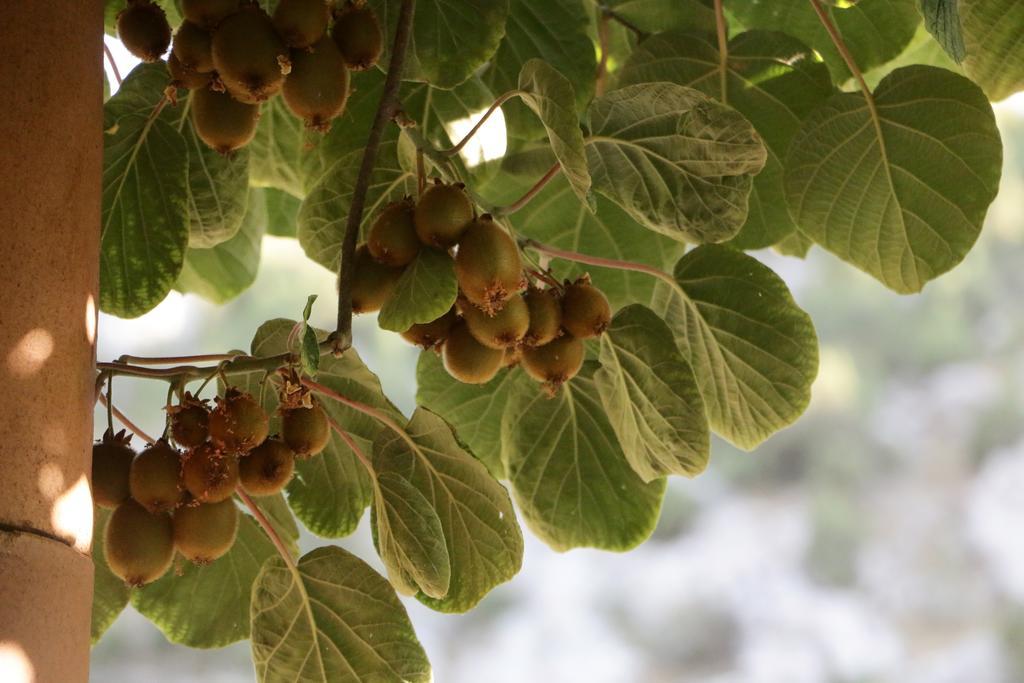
(251, 492, 302, 558)
(483, 0, 596, 141)
(251, 546, 431, 683)
(921, 0, 966, 62)
(377, 248, 458, 332)
(299, 294, 320, 376)
(517, 59, 592, 207)
(862, 22, 964, 88)
(263, 188, 301, 237)
(373, 471, 452, 599)
(176, 188, 267, 304)
(372, 408, 523, 612)
(132, 510, 278, 648)
(91, 507, 129, 644)
(773, 229, 814, 259)
(618, 30, 833, 250)
(604, 0, 716, 34)
(101, 63, 189, 318)
(960, 0, 1024, 101)
(730, 0, 921, 83)
(584, 82, 767, 244)
(594, 305, 709, 482)
(415, 352, 532, 479)
(785, 66, 1003, 293)
(650, 245, 819, 450)
(502, 363, 666, 551)
(249, 97, 306, 198)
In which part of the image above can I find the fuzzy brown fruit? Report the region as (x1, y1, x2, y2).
(460, 295, 529, 350)
(522, 286, 563, 347)
(282, 36, 350, 132)
(282, 401, 331, 457)
(117, 0, 172, 63)
(401, 306, 457, 348)
(190, 86, 260, 154)
(168, 394, 210, 449)
(182, 443, 240, 503)
(209, 388, 269, 453)
(173, 20, 214, 73)
(92, 430, 136, 509)
(560, 280, 611, 339)
(273, 0, 330, 48)
(522, 334, 585, 391)
(368, 198, 420, 267)
(240, 438, 296, 496)
(211, 4, 290, 103)
(442, 321, 504, 384)
(182, 0, 239, 29)
(348, 244, 404, 314)
(130, 440, 185, 512)
(331, 1, 383, 70)
(167, 53, 214, 91)
(455, 215, 524, 315)
(414, 181, 474, 248)
(104, 500, 175, 587)
(173, 498, 239, 564)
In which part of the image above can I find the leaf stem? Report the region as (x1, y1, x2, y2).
(326, 418, 375, 477)
(333, 0, 417, 355)
(595, 2, 649, 39)
(808, 0, 875, 111)
(439, 90, 523, 157)
(714, 0, 728, 104)
(302, 377, 419, 455)
(238, 490, 299, 573)
(493, 163, 562, 217)
(103, 42, 122, 86)
(97, 394, 156, 444)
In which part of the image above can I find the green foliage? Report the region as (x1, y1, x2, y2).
(377, 248, 458, 331)
(91, 508, 129, 644)
(960, 0, 1024, 101)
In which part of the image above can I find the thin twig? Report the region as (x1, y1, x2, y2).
(103, 42, 122, 86)
(597, 3, 649, 39)
(116, 353, 244, 365)
(97, 394, 156, 444)
(439, 90, 523, 156)
(714, 0, 728, 104)
(238, 490, 299, 572)
(333, 0, 417, 355)
(493, 163, 562, 217)
(105, 376, 114, 432)
(520, 238, 683, 296)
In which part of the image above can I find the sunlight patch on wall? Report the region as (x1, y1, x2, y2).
(0, 642, 34, 683)
(6, 329, 54, 379)
(51, 475, 93, 553)
(86, 294, 98, 346)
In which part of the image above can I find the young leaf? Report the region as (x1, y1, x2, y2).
(618, 30, 833, 249)
(920, 0, 966, 63)
(101, 63, 188, 318)
(372, 408, 523, 612)
(377, 248, 459, 332)
(299, 294, 320, 376)
(91, 508, 129, 644)
(960, 0, 1024, 101)
(595, 305, 710, 482)
(517, 59, 592, 207)
(584, 82, 767, 244)
(251, 546, 431, 683)
(650, 245, 819, 450)
(373, 471, 452, 599)
(785, 66, 1002, 293)
(502, 363, 667, 551)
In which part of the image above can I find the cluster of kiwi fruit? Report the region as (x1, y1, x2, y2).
(115, 0, 383, 153)
(93, 384, 331, 586)
(350, 179, 613, 392)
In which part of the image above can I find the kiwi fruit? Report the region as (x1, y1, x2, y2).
(331, 1, 383, 71)
(209, 388, 269, 453)
(281, 400, 330, 457)
(240, 438, 296, 495)
(167, 53, 214, 90)
(442, 321, 504, 384)
(454, 215, 524, 315)
(522, 286, 563, 347)
(368, 198, 420, 267)
(401, 306, 457, 348)
(182, 443, 240, 503)
(561, 279, 611, 339)
(182, 0, 239, 29)
(414, 181, 474, 248)
(190, 86, 260, 154)
(172, 20, 214, 73)
(130, 440, 185, 512)
(348, 244, 404, 313)
(211, 4, 290, 103)
(522, 334, 585, 391)
(117, 0, 172, 63)
(92, 430, 136, 509)
(168, 394, 210, 449)
(282, 36, 350, 132)
(104, 499, 175, 587)
(459, 295, 529, 350)
(273, 0, 330, 48)
(173, 498, 239, 564)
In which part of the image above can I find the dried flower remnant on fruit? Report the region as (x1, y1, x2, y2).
(130, 439, 186, 512)
(209, 388, 269, 453)
(182, 443, 240, 503)
(443, 321, 505, 384)
(172, 498, 239, 564)
(560, 277, 611, 339)
(282, 36, 350, 132)
(369, 198, 421, 267)
(455, 215, 525, 315)
(522, 334, 585, 395)
(414, 180, 474, 248)
(167, 53, 214, 92)
(401, 307, 457, 349)
(240, 438, 296, 495)
(92, 428, 136, 509)
(331, 1, 383, 70)
(460, 295, 530, 350)
(211, 3, 290, 103)
(105, 499, 175, 587)
(118, 0, 172, 63)
(167, 392, 210, 448)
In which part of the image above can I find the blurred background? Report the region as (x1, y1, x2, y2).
(92, 38, 1024, 683)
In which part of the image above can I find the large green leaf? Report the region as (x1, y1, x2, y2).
(371, 408, 523, 612)
(369, 0, 510, 89)
(785, 66, 1002, 293)
(920, 0, 966, 63)
(251, 546, 431, 683)
(249, 97, 307, 198)
(731, 0, 920, 83)
(263, 188, 301, 238)
(960, 0, 1024, 101)
(650, 245, 819, 450)
(595, 305, 709, 482)
(604, 0, 716, 33)
(101, 63, 189, 318)
(862, 22, 964, 88)
(584, 82, 767, 244)
(618, 30, 833, 249)
(502, 363, 666, 551)
(377, 248, 458, 332)
(91, 507, 129, 644)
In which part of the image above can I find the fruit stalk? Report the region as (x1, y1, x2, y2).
(238, 490, 299, 573)
(333, 0, 417, 354)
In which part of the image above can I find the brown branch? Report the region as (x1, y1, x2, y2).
(116, 353, 244, 365)
(333, 0, 417, 355)
(103, 42, 122, 86)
